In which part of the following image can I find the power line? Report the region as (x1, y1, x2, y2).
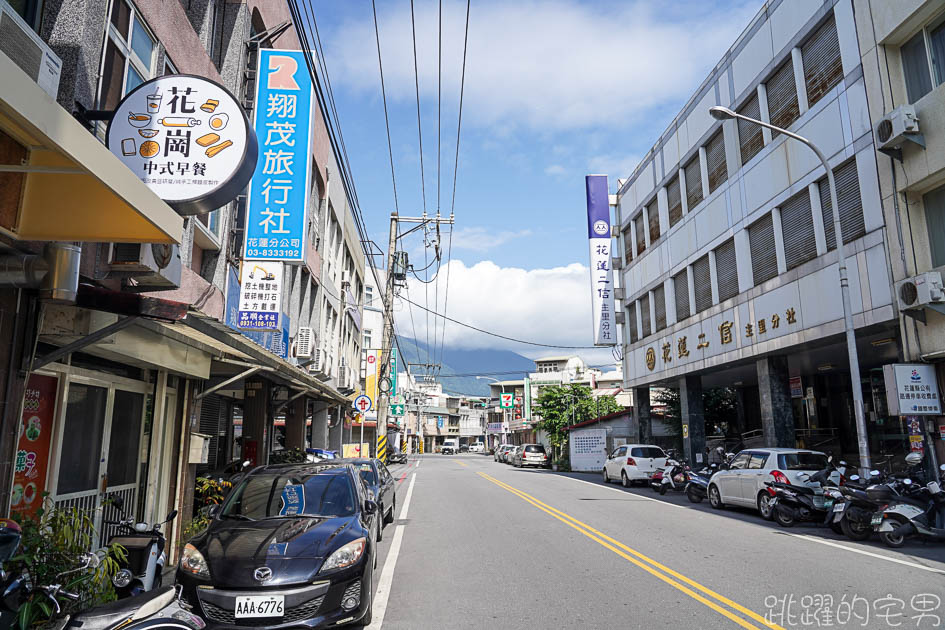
(371, 0, 399, 213)
(399, 295, 601, 349)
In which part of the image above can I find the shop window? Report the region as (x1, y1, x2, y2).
(674, 269, 690, 321)
(715, 238, 739, 302)
(766, 59, 800, 136)
(901, 16, 945, 104)
(737, 93, 764, 165)
(924, 184, 945, 268)
(802, 15, 843, 108)
(749, 213, 778, 285)
(684, 154, 703, 210)
(100, 0, 158, 110)
(692, 254, 712, 313)
(780, 189, 817, 270)
(819, 159, 864, 249)
(667, 174, 683, 227)
(705, 129, 727, 193)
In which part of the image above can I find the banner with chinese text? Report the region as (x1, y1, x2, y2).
(237, 261, 284, 330)
(11, 374, 58, 519)
(586, 175, 616, 345)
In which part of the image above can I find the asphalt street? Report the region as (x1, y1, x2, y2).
(372, 454, 945, 630)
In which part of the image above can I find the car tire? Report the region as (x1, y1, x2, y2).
(360, 564, 374, 626)
(774, 505, 796, 527)
(375, 515, 383, 542)
(602, 468, 609, 483)
(708, 485, 724, 509)
(879, 517, 908, 548)
(757, 492, 775, 521)
(840, 516, 871, 541)
(621, 471, 630, 488)
(658, 483, 668, 495)
(687, 486, 703, 503)
(384, 499, 395, 525)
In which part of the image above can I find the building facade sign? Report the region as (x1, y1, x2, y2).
(244, 49, 313, 263)
(585, 175, 616, 346)
(883, 364, 942, 416)
(11, 374, 58, 519)
(107, 74, 257, 215)
(237, 261, 284, 331)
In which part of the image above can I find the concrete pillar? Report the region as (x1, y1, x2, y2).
(243, 379, 270, 465)
(632, 387, 651, 443)
(312, 403, 330, 449)
(757, 356, 795, 447)
(328, 405, 344, 453)
(285, 396, 307, 450)
(733, 388, 747, 437)
(680, 376, 706, 465)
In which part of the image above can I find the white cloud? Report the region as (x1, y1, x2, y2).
(544, 164, 566, 176)
(588, 153, 643, 183)
(327, 0, 759, 131)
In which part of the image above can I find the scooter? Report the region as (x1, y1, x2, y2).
(685, 463, 719, 503)
(648, 468, 664, 492)
(829, 470, 889, 541)
(766, 458, 847, 531)
(103, 496, 177, 598)
(659, 459, 690, 495)
(874, 462, 945, 548)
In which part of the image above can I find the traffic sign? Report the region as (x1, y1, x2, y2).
(390, 403, 405, 417)
(500, 393, 514, 409)
(353, 395, 372, 414)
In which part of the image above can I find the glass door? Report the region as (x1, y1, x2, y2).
(54, 383, 109, 518)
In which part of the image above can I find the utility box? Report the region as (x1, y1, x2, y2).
(189, 432, 211, 464)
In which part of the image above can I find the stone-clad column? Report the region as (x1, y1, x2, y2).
(680, 376, 706, 464)
(284, 397, 307, 450)
(757, 356, 795, 447)
(311, 403, 330, 449)
(633, 387, 651, 443)
(243, 379, 270, 465)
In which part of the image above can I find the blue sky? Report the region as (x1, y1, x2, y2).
(310, 0, 760, 356)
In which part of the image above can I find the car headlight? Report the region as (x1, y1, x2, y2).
(179, 544, 210, 579)
(320, 538, 366, 573)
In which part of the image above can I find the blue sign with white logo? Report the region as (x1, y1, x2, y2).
(279, 484, 305, 516)
(244, 49, 313, 263)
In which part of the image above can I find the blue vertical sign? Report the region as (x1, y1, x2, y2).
(244, 50, 313, 263)
(586, 175, 616, 346)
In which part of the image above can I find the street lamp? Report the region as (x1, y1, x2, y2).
(708, 105, 870, 474)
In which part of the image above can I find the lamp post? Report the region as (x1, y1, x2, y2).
(477, 376, 505, 447)
(708, 106, 871, 475)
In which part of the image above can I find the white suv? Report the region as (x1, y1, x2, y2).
(469, 443, 484, 453)
(707, 448, 834, 519)
(603, 444, 667, 487)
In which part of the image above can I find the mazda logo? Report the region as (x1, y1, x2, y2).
(254, 567, 272, 582)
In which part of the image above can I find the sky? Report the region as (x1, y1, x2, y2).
(310, 0, 761, 363)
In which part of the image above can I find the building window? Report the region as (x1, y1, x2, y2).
(634, 212, 646, 255)
(802, 15, 843, 107)
(780, 189, 817, 270)
(653, 284, 666, 332)
(901, 16, 945, 103)
(100, 0, 157, 110)
(705, 129, 728, 193)
(646, 198, 660, 244)
(819, 159, 864, 249)
(365, 285, 374, 307)
(715, 238, 739, 302)
(667, 174, 683, 227)
(684, 154, 703, 210)
(7, 0, 44, 31)
(622, 225, 633, 264)
(640, 293, 651, 338)
(627, 304, 638, 343)
(925, 185, 945, 268)
(364, 329, 373, 348)
(163, 55, 177, 75)
(737, 93, 764, 165)
(749, 213, 778, 285)
(766, 59, 800, 136)
(692, 254, 712, 313)
(673, 269, 690, 321)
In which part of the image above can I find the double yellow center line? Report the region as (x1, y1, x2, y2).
(477, 472, 783, 630)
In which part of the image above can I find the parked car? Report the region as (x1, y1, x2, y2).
(337, 458, 397, 541)
(442, 439, 459, 455)
(707, 448, 834, 519)
(469, 443, 484, 453)
(494, 444, 514, 462)
(177, 462, 379, 628)
(603, 444, 668, 487)
(511, 444, 550, 468)
(505, 446, 523, 464)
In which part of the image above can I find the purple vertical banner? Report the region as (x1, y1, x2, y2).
(586, 175, 615, 346)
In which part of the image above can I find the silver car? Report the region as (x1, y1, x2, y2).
(494, 444, 515, 462)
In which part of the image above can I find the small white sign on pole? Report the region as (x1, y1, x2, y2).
(884, 363, 942, 415)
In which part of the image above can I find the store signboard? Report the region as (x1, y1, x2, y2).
(585, 174, 616, 346)
(789, 376, 803, 398)
(11, 374, 58, 519)
(237, 260, 283, 331)
(883, 364, 942, 416)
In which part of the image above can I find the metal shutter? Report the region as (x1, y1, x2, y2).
(634, 212, 646, 254)
(622, 226, 633, 263)
(198, 393, 227, 474)
(640, 293, 651, 338)
(692, 255, 712, 313)
(647, 199, 660, 243)
(803, 15, 843, 107)
(667, 175, 683, 227)
(653, 284, 666, 331)
(674, 270, 690, 321)
(706, 129, 728, 193)
(715, 238, 739, 302)
(684, 155, 703, 210)
(780, 190, 817, 270)
(738, 93, 764, 165)
(749, 213, 778, 285)
(820, 159, 865, 249)
(766, 59, 799, 136)
(627, 304, 639, 343)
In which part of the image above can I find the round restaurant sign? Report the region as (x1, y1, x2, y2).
(106, 74, 258, 216)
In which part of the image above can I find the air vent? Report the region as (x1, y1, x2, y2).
(877, 119, 893, 144)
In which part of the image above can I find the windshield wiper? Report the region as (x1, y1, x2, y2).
(222, 513, 255, 521)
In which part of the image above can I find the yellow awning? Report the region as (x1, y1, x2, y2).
(0, 52, 182, 244)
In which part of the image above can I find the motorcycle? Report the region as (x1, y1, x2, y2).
(766, 458, 848, 530)
(104, 496, 177, 598)
(658, 459, 690, 495)
(685, 463, 720, 503)
(828, 469, 889, 541)
(648, 468, 664, 492)
(874, 461, 945, 548)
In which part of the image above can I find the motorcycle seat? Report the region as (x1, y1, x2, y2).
(67, 586, 175, 630)
(767, 482, 815, 495)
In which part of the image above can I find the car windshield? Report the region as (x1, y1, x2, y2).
(221, 468, 357, 519)
(356, 463, 378, 486)
(777, 452, 828, 471)
(631, 447, 665, 458)
(525, 445, 545, 453)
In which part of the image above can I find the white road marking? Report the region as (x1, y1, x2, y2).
(782, 532, 945, 575)
(562, 474, 686, 509)
(365, 472, 417, 630)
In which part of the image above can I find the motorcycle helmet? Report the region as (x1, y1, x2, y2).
(905, 452, 923, 466)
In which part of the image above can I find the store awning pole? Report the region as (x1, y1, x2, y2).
(195, 366, 262, 400)
(32, 316, 139, 370)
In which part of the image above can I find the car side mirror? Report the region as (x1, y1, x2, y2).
(363, 500, 378, 515)
(208, 504, 221, 518)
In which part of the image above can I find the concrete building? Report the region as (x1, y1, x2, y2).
(615, 0, 903, 466)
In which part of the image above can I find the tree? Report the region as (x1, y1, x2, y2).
(653, 387, 737, 452)
(534, 384, 623, 462)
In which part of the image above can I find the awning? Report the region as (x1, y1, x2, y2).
(0, 52, 182, 244)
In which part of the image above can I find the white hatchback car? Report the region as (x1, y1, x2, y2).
(707, 447, 835, 518)
(602, 444, 668, 487)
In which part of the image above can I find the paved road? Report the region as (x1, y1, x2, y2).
(374, 454, 945, 630)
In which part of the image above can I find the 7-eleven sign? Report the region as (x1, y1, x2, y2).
(500, 393, 514, 409)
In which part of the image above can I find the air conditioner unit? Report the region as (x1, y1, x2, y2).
(0, 3, 62, 100)
(611, 256, 623, 270)
(614, 287, 626, 301)
(876, 105, 924, 157)
(108, 243, 182, 290)
(308, 349, 323, 373)
(896, 272, 945, 311)
(294, 327, 314, 358)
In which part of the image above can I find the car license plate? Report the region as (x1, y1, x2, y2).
(871, 515, 883, 526)
(833, 502, 845, 512)
(234, 595, 285, 618)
